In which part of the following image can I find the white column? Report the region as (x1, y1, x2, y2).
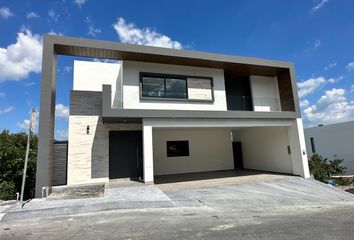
(288, 118, 310, 178)
(143, 120, 154, 183)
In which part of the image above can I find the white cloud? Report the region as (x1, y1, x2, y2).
(64, 65, 72, 72)
(112, 17, 182, 49)
(0, 7, 14, 19)
(24, 81, 36, 86)
(300, 99, 310, 108)
(0, 92, 4, 97)
(351, 85, 354, 93)
(0, 28, 42, 82)
(324, 62, 337, 70)
(303, 88, 354, 126)
(346, 62, 354, 72)
(17, 119, 30, 129)
(48, 29, 63, 36)
(92, 58, 120, 64)
(48, 9, 59, 22)
(86, 17, 101, 37)
(313, 40, 321, 50)
(312, 0, 329, 12)
(55, 104, 69, 118)
(297, 76, 340, 98)
(0, 106, 14, 114)
(88, 25, 101, 37)
(57, 129, 68, 139)
(26, 11, 39, 19)
(74, 0, 87, 8)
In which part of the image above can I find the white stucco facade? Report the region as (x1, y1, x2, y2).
(153, 129, 234, 175)
(122, 61, 227, 111)
(233, 127, 292, 174)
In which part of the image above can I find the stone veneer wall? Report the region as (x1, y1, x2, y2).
(68, 90, 141, 185)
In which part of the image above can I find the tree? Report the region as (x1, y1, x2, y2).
(308, 153, 346, 182)
(0, 130, 37, 200)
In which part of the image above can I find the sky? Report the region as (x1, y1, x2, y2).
(0, 0, 354, 140)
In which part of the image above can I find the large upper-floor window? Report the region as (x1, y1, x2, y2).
(140, 72, 213, 102)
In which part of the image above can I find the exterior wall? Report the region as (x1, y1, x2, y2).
(250, 75, 281, 112)
(73, 60, 120, 98)
(153, 129, 234, 175)
(122, 61, 227, 111)
(233, 127, 293, 174)
(68, 90, 142, 185)
(305, 121, 354, 174)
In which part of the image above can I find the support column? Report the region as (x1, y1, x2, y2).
(143, 120, 154, 183)
(35, 36, 57, 197)
(288, 118, 310, 178)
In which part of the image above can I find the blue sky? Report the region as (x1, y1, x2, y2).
(0, 0, 354, 139)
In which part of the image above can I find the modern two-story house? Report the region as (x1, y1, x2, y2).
(35, 35, 310, 197)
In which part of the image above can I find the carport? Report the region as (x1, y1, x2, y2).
(141, 117, 309, 183)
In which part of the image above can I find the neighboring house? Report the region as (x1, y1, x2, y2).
(305, 121, 354, 175)
(35, 35, 310, 197)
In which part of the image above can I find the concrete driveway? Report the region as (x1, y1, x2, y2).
(1, 173, 354, 239)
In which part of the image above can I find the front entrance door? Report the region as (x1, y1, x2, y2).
(232, 141, 244, 169)
(109, 131, 143, 179)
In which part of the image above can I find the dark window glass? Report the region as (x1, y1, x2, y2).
(310, 137, 316, 153)
(142, 77, 165, 97)
(165, 78, 187, 98)
(167, 141, 189, 157)
(141, 74, 187, 99)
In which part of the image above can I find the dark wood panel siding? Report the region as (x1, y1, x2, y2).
(277, 71, 295, 112)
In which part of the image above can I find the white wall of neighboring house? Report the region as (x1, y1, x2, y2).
(305, 121, 354, 174)
(233, 126, 293, 174)
(250, 75, 281, 112)
(122, 61, 227, 111)
(153, 129, 234, 175)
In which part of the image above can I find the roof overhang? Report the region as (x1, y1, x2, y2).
(47, 35, 293, 76)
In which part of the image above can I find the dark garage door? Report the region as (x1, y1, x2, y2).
(109, 131, 143, 179)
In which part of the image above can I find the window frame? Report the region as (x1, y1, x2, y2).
(139, 72, 214, 102)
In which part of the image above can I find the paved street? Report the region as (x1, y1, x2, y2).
(1, 175, 354, 239)
(1, 202, 354, 240)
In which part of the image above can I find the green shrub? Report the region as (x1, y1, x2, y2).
(334, 178, 352, 186)
(0, 181, 17, 200)
(0, 130, 37, 200)
(308, 154, 346, 182)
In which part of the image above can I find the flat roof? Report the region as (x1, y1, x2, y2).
(47, 35, 293, 76)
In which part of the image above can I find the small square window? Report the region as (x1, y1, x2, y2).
(167, 141, 189, 157)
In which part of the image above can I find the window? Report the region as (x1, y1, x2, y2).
(140, 73, 213, 101)
(310, 137, 316, 153)
(167, 141, 189, 157)
(141, 74, 187, 99)
(141, 76, 165, 97)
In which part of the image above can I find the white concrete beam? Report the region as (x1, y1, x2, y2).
(288, 118, 310, 178)
(143, 120, 154, 183)
(143, 118, 293, 128)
